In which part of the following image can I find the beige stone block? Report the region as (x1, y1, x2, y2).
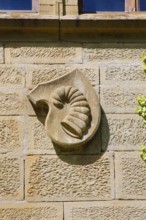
(5, 43, 82, 64)
(65, 0, 78, 5)
(0, 155, 23, 200)
(26, 65, 68, 89)
(100, 63, 146, 85)
(26, 64, 99, 89)
(0, 45, 3, 63)
(115, 152, 146, 199)
(64, 201, 146, 220)
(0, 203, 63, 220)
(0, 88, 26, 115)
(65, 5, 78, 15)
(0, 64, 25, 88)
(40, 4, 56, 15)
(0, 116, 24, 153)
(26, 116, 101, 155)
(26, 117, 55, 155)
(100, 85, 146, 113)
(40, 0, 55, 4)
(83, 44, 146, 63)
(55, 3, 63, 16)
(101, 114, 146, 151)
(26, 153, 114, 201)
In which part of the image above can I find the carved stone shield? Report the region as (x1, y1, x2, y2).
(28, 69, 101, 147)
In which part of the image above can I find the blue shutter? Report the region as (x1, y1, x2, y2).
(0, 0, 32, 10)
(83, 0, 124, 13)
(140, 0, 146, 11)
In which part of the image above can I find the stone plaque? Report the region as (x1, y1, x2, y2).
(28, 69, 100, 147)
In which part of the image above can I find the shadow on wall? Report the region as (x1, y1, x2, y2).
(30, 101, 109, 165)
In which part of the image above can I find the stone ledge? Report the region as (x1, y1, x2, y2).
(0, 15, 145, 41)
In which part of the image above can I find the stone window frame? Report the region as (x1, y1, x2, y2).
(0, 0, 40, 13)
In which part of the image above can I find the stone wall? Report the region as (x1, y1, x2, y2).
(0, 20, 146, 219)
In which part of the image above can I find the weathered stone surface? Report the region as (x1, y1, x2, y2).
(64, 201, 146, 220)
(100, 63, 146, 85)
(100, 86, 146, 113)
(0, 155, 23, 200)
(26, 64, 99, 89)
(0, 64, 25, 88)
(26, 153, 114, 201)
(0, 116, 24, 153)
(101, 114, 146, 151)
(0, 203, 63, 220)
(115, 152, 146, 199)
(84, 44, 146, 63)
(5, 43, 82, 64)
(28, 70, 101, 147)
(0, 89, 26, 115)
(0, 45, 3, 63)
(26, 117, 101, 155)
(26, 117, 55, 155)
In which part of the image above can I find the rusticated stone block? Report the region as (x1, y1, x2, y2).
(115, 152, 146, 199)
(101, 114, 146, 151)
(5, 43, 82, 64)
(75, 65, 99, 87)
(26, 64, 99, 89)
(84, 44, 146, 63)
(0, 45, 3, 63)
(100, 86, 146, 113)
(0, 116, 24, 153)
(0, 64, 25, 88)
(0, 88, 26, 115)
(26, 65, 70, 89)
(26, 117, 101, 155)
(100, 63, 146, 85)
(0, 155, 23, 200)
(26, 117, 55, 155)
(26, 153, 114, 201)
(0, 203, 63, 220)
(64, 201, 146, 220)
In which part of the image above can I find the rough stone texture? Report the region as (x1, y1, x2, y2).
(0, 64, 25, 88)
(5, 43, 82, 64)
(115, 152, 146, 199)
(26, 117, 55, 155)
(84, 44, 146, 63)
(0, 155, 23, 200)
(26, 117, 101, 155)
(100, 85, 146, 113)
(64, 201, 146, 220)
(0, 203, 63, 220)
(26, 153, 114, 201)
(100, 63, 146, 85)
(101, 114, 146, 151)
(26, 64, 99, 89)
(0, 88, 26, 115)
(0, 116, 24, 153)
(0, 45, 3, 63)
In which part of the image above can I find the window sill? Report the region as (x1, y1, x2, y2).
(63, 12, 146, 20)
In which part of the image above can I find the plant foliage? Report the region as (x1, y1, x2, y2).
(136, 53, 146, 162)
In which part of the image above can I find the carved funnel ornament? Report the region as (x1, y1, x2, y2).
(28, 69, 101, 147)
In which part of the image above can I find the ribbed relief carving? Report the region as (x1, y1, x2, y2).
(51, 86, 91, 139)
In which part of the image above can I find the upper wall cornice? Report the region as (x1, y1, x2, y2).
(0, 14, 146, 41)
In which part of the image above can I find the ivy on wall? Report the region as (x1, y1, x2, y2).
(136, 53, 146, 162)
